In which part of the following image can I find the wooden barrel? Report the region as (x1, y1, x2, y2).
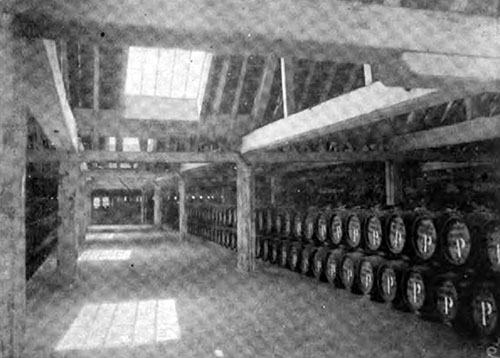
(293, 211, 305, 242)
(430, 273, 460, 325)
(316, 211, 329, 245)
(261, 238, 270, 261)
(283, 210, 293, 238)
(402, 265, 432, 313)
(279, 240, 290, 267)
(312, 247, 329, 281)
(231, 232, 237, 251)
(287, 242, 302, 271)
(270, 238, 280, 264)
(470, 281, 499, 338)
(328, 211, 343, 246)
(466, 213, 500, 273)
(274, 210, 284, 237)
(303, 210, 317, 244)
(358, 255, 386, 296)
(300, 245, 318, 276)
(404, 210, 437, 261)
(265, 208, 274, 235)
(360, 211, 383, 253)
(375, 260, 409, 304)
(340, 252, 357, 290)
(257, 209, 265, 234)
(343, 211, 362, 249)
(325, 248, 345, 285)
(437, 211, 471, 266)
(382, 211, 406, 256)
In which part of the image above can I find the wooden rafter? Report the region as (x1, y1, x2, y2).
(281, 57, 296, 117)
(211, 56, 231, 115)
(439, 101, 455, 124)
(79, 151, 240, 163)
(231, 55, 248, 118)
(251, 55, 278, 124)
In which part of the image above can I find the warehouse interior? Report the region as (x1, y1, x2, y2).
(1, 0, 500, 357)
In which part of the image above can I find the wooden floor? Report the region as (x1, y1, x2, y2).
(24, 229, 484, 358)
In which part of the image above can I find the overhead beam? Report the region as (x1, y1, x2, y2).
(297, 62, 316, 110)
(79, 151, 239, 163)
(280, 57, 296, 117)
(20, 39, 78, 151)
(421, 161, 492, 172)
(241, 81, 477, 153)
(12, 1, 500, 89)
(390, 115, 500, 151)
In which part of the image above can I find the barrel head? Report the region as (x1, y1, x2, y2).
(341, 255, 355, 290)
(413, 218, 437, 261)
(330, 214, 343, 245)
(346, 214, 361, 249)
(435, 279, 458, 324)
(366, 216, 382, 252)
(442, 218, 471, 266)
(316, 213, 328, 244)
(379, 265, 398, 303)
(472, 284, 498, 337)
(358, 259, 374, 295)
(387, 215, 406, 255)
(405, 270, 426, 312)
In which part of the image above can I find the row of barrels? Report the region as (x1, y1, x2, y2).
(188, 206, 236, 228)
(187, 216, 237, 250)
(256, 207, 500, 271)
(258, 236, 500, 339)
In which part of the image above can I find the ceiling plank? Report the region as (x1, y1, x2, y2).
(297, 61, 316, 110)
(20, 39, 79, 151)
(390, 114, 500, 151)
(251, 55, 278, 124)
(211, 56, 231, 115)
(241, 82, 471, 153)
(319, 63, 338, 103)
(231, 56, 248, 118)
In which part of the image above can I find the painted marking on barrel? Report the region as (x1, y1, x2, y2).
(482, 301, 493, 327)
(387, 275, 395, 295)
(455, 237, 465, 259)
(336, 226, 342, 240)
(394, 230, 402, 248)
(412, 281, 422, 304)
(444, 296, 453, 316)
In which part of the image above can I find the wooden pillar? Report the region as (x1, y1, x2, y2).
(178, 178, 187, 240)
(57, 160, 79, 284)
(0, 14, 27, 358)
(385, 161, 402, 206)
(237, 162, 256, 272)
(153, 186, 162, 226)
(75, 179, 89, 248)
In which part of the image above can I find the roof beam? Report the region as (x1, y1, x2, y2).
(12, 1, 500, 89)
(297, 62, 316, 110)
(390, 115, 500, 151)
(280, 57, 296, 117)
(241, 81, 471, 153)
(20, 39, 78, 151)
(251, 55, 278, 124)
(79, 151, 239, 163)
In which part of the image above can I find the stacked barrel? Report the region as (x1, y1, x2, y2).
(187, 204, 237, 251)
(256, 206, 500, 339)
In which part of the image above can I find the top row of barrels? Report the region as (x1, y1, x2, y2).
(256, 207, 500, 272)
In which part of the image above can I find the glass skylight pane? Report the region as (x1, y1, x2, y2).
(197, 53, 213, 112)
(122, 137, 140, 152)
(108, 137, 116, 152)
(171, 49, 191, 98)
(141, 48, 159, 96)
(185, 51, 207, 98)
(156, 49, 176, 97)
(125, 69, 142, 95)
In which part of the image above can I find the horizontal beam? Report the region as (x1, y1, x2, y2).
(79, 151, 240, 163)
(241, 82, 470, 153)
(12, 1, 500, 89)
(391, 115, 500, 151)
(421, 161, 492, 172)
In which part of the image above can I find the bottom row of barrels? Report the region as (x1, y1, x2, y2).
(258, 236, 499, 340)
(191, 224, 499, 340)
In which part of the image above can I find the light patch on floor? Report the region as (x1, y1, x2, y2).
(78, 249, 132, 261)
(56, 299, 181, 350)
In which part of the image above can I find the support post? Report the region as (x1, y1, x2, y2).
(153, 186, 162, 226)
(75, 179, 89, 248)
(57, 160, 79, 284)
(270, 176, 280, 206)
(237, 161, 256, 272)
(140, 189, 146, 224)
(178, 177, 187, 240)
(385, 160, 402, 206)
(0, 14, 27, 357)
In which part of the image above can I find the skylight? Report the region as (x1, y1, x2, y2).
(125, 47, 212, 115)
